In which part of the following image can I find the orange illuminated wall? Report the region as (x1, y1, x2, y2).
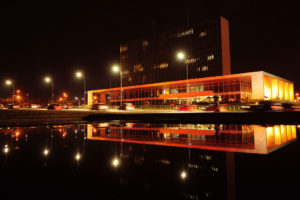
(284, 82, 289, 101)
(264, 74, 294, 102)
(264, 76, 272, 100)
(271, 79, 278, 99)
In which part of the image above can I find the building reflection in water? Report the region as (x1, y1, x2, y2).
(87, 123, 297, 154)
(86, 123, 297, 200)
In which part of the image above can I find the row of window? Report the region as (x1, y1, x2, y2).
(107, 80, 252, 100)
(120, 30, 209, 53)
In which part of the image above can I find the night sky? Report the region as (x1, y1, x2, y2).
(0, 0, 299, 102)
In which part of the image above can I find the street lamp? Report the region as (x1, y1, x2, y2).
(75, 71, 86, 105)
(5, 80, 15, 104)
(112, 65, 123, 106)
(177, 51, 189, 104)
(44, 76, 54, 104)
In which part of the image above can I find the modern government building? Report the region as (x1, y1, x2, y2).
(88, 16, 294, 106)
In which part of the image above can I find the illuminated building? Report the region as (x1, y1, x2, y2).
(120, 16, 231, 86)
(88, 71, 294, 105)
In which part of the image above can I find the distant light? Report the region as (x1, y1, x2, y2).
(75, 97, 78, 100)
(112, 158, 120, 167)
(43, 148, 49, 156)
(177, 52, 185, 60)
(76, 71, 83, 78)
(75, 153, 81, 161)
(180, 171, 187, 179)
(44, 77, 51, 83)
(5, 80, 12, 86)
(3, 145, 9, 154)
(63, 92, 68, 98)
(112, 65, 120, 73)
(16, 90, 20, 94)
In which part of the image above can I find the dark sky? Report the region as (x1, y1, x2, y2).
(0, 0, 299, 101)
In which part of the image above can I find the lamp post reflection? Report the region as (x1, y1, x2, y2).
(3, 144, 9, 154)
(180, 170, 187, 180)
(112, 157, 120, 168)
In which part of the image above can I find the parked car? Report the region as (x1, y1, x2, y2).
(248, 101, 283, 112)
(30, 104, 40, 109)
(177, 104, 197, 111)
(119, 103, 135, 111)
(47, 104, 64, 110)
(91, 103, 109, 110)
(7, 104, 20, 109)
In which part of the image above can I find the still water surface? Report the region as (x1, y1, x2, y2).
(0, 122, 299, 199)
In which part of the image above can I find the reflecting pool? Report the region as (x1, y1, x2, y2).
(0, 122, 299, 199)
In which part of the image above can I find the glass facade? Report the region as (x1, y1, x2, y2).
(90, 76, 252, 106)
(120, 16, 231, 86)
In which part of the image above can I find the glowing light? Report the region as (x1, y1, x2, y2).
(112, 158, 120, 167)
(3, 145, 9, 154)
(5, 80, 12, 85)
(76, 71, 83, 78)
(177, 52, 185, 60)
(180, 171, 187, 179)
(16, 90, 20, 94)
(44, 77, 51, 83)
(93, 96, 97, 100)
(15, 131, 20, 137)
(75, 153, 81, 161)
(112, 65, 120, 73)
(63, 92, 68, 98)
(43, 148, 49, 156)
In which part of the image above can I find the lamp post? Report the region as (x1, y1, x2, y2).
(44, 76, 54, 104)
(112, 65, 123, 106)
(75, 71, 86, 105)
(5, 80, 15, 104)
(177, 51, 189, 104)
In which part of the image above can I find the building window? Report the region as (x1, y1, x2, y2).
(202, 66, 208, 71)
(123, 70, 129, 75)
(199, 31, 207, 37)
(134, 64, 143, 72)
(186, 58, 199, 64)
(120, 45, 128, 53)
(177, 29, 194, 38)
(159, 63, 168, 69)
(207, 54, 214, 61)
(153, 63, 168, 69)
(196, 67, 201, 72)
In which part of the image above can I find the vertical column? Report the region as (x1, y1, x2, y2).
(284, 82, 289, 101)
(289, 83, 294, 102)
(271, 78, 278, 100)
(278, 80, 284, 101)
(87, 91, 93, 106)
